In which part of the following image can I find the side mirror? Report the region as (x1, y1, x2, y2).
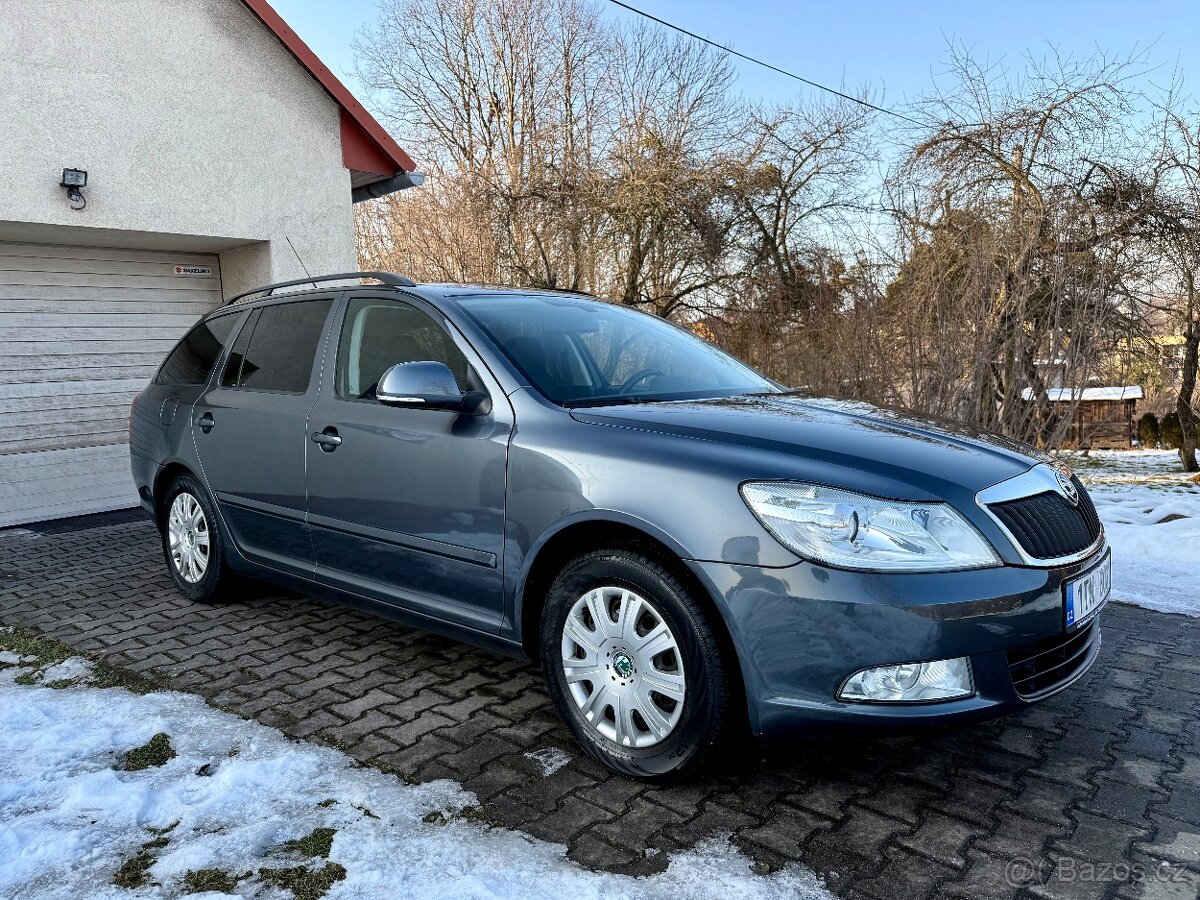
(376, 361, 466, 410)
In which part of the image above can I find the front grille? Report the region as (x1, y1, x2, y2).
(988, 476, 1101, 559)
(1007, 618, 1101, 699)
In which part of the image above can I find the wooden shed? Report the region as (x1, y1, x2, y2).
(1023, 385, 1143, 449)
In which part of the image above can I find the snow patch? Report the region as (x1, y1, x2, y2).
(38, 657, 94, 684)
(0, 528, 41, 541)
(524, 748, 572, 777)
(0, 667, 832, 900)
(1064, 451, 1200, 617)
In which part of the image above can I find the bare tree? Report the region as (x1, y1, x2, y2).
(1145, 97, 1200, 469)
(886, 47, 1165, 444)
(353, 11, 1186, 455)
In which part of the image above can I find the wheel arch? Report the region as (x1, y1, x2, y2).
(152, 461, 198, 530)
(516, 515, 747, 709)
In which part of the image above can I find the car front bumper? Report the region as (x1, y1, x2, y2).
(690, 543, 1108, 738)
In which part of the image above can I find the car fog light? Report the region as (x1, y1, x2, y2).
(838, 657, 974, 702)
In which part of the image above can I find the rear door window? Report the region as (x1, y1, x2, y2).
(228, 300, 333, 393)
(156, 314, 239, 385)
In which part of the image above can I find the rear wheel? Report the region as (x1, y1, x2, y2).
(540, 548, 734, 779)
(161, 475, 238, 604)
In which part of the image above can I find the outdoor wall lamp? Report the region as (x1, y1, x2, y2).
(60, 168, 87, 210)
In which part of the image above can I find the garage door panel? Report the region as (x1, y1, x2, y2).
(0, 415, 131, 443)
(0, 350, 165, 370)
(0, 401, 134, 429)
(1, 428, 131, 455)
(0, 253, 218, 279)
(0, 284, 220, 302)
(0, 377, 148, 400)
(0, 240, 220, 525)
(3, 490, 139, 523)
(1, 366, 160, 385)
(1, 297, 216, 315)
(0, 242, 219, 266)
(1, 312, 203, 329)
(0, 442, 131, 471)
(0, 350, 164, 371)
(8, 325, 195, 342)
(0, 271, 219, 291)
(0, 466, 136, 500)
(0, 479, 140, 526)
(2, 392, 142, 413)
(0, 339, 177, 358)
(0, 429, 133, 458)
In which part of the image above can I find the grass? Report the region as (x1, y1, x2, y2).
(258, 863, 347, 900)
(121, 733, 175, 771)
(86, 664, 168, 695)
(280, 827, 336, 858)
(183, 868, 245, 894)
(111, 831, 176, 889)
(107, 821, 348, 898)
(1, 628, 75, 686)
(312, 730, 349, 751)
(0, 624, 166, 693)
(0, 628, 74, 667)
(112, 851, 157, 889)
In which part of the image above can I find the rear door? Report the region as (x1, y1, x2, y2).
(131, 309, 246, 485)
(191, 296, 336, 576)
(304, 293, 513, 633)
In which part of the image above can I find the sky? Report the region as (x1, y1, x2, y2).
(271, 0, 1200, 121)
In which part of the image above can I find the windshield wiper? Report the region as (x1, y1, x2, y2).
(563, 394, 674, 409)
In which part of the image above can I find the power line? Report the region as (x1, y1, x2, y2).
(607, 0, 934, 129)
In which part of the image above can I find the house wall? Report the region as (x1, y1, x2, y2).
(0, 0, 357, 296)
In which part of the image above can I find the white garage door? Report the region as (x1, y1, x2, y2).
(0, 241, 222, 527)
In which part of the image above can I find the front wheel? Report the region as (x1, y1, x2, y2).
(540, 548, 735, 779)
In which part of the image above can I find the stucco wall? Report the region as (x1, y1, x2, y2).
(0, 0, 357, 296)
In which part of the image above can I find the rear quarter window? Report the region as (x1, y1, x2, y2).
(155, 314, 239, 386)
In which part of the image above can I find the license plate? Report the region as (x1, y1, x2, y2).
(1065, 551, 1111, 630)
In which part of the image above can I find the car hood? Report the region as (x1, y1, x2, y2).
(570, 393, 1046, 496)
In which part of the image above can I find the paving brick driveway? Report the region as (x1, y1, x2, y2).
(2, 511, 1198, 900)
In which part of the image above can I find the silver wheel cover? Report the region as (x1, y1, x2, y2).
(168, 492, 210, 584)
(560, 586, 686, 748)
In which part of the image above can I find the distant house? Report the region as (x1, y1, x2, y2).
(1022, 386, 1143, 449)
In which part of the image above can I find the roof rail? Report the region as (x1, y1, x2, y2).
(224, 271, 417, 306)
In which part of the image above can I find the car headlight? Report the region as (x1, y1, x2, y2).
(740, 481, 999, 571)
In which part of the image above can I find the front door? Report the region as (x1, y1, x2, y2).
(305, 294, 512, 633)
(191, 296, 335, 577)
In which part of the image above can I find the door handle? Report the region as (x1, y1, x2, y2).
(311, 427, 342, 451)
(195, 411, 215, 433)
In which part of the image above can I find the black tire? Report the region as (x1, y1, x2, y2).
(540, 548, 735, 779)
(160, 474, 238, 604)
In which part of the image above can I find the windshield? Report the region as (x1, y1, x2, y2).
(456, 293, 778, 407)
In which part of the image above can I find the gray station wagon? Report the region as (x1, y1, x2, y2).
(130, 272, 1111, 778)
